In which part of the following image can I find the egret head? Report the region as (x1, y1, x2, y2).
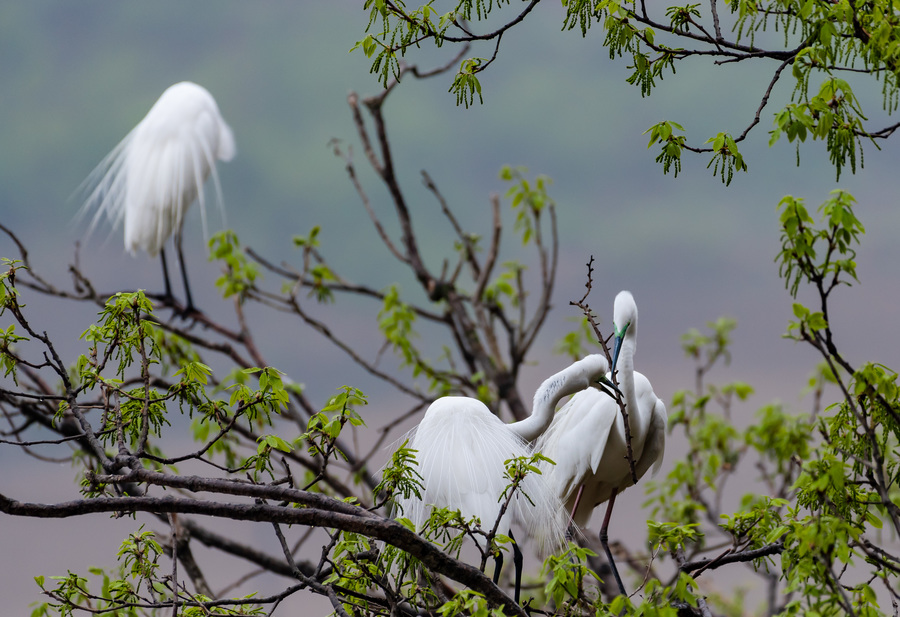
(593, 374, 622, 399)
(577, 354, 620, 399)
(611, 290, 638, 373)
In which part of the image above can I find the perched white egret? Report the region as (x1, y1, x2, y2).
(395, 354, 617, 602)
(536, 291, 667, 595)
(79, 81, 236, 313)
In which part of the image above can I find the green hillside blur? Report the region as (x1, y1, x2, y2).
(1, 0, 898, 390)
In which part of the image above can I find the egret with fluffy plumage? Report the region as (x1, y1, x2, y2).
(536, 291, 667, 596)
(79, 81, 236, 313)
(395, 354, 618, 602)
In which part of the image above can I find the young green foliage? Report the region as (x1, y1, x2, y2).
(644, 121, 686, 178)
(378, 285, 454, 395)
(32, 529, 264, 616)
(0, 259, 28, 382)
(354, 0, 900, 179)
(705, 132, 748, 186)
(375, 439, 425, 510)
(298, 385, 367, 485)
(209, 230, 260, 301)
(554, 316, 603, 361)
(499, 165, 554, 246)
(450, 57, 486, 108)
(776, 189, 863, 300)
(540, 543, 600, 611)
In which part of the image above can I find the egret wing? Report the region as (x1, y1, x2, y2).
(394, 397, 564, 552)
(537, 388, 616, 504)
(632, 372, 667, 479)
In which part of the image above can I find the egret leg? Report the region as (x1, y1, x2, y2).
(510, 531, 523, 604)
(599, 488, 626, 597)
(566, 484, 587, 540)
(174, 232, 196, 314)
(492, 551, 503, 587)
(159, 249, 174, 301)
(490, 533, 523, 604)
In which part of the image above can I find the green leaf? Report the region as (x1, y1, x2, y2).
(766, 524, 790, 543)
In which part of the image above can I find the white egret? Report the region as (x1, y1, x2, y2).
(536, 291, 667, 596)
(395, 354, 617, 602)
(79, 81, 236, 313)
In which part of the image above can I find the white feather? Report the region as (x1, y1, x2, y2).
(397, 397, 561, 552)
(77, 81, 234, 256)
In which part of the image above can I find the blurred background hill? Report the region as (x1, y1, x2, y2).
(1, 1, 899, 613)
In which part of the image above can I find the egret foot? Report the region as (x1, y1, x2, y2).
(175, 302, 201, 321)
(492, 550, 504, 587)
(174, 236, 197, 316)
(490, 532, 524, 604)
(511, 531, 523, 604)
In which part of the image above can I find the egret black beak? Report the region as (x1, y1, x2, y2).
(595, 375, 621, 400)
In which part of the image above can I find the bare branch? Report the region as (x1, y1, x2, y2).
(680, 542, 784, 574)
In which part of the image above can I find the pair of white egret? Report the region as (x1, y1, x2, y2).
(397, 291, 666, 601)
(79, 81, 235, 313)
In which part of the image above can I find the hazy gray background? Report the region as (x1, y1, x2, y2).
(1, 1, 899, 613)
